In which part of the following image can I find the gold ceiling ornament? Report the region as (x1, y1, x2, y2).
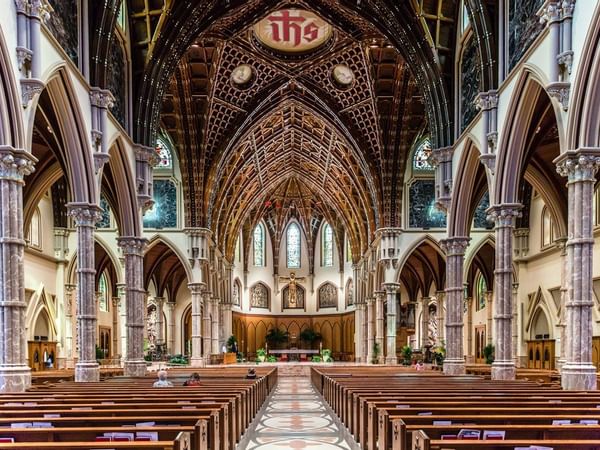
(253, 9, 332, 53)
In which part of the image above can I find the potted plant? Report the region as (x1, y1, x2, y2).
(312, 355, 322, 363)
(322, 349, 334, 363)
(266, 355, 278, 363)
(265, 328, 289, 349)
(371, 342, 381, 364)
(483, 344, 495, 364)
(401, 345, 413, 366)
(299, 328, 322, 349)
(431, 344, 445, 367)
(256, 348, 267, 363)
(226, 335, 237, 352)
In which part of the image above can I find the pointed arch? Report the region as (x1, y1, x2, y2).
(0, 23, 25, 147)
(395, 235, 446, 293)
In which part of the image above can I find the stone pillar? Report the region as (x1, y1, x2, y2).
(221, 302, 233, 347)
(512, 284, 520, 367)
(64, 284, 76, 369)
(366, 297, 375, 363)
(201, 290, 212, 364)
(486, 291, 494, 346)
(465, 296, 473, 362)
(440, 237, 470, 375)
(374, 290, 385, 363)
(384, 283, 400, 364)
(67, 203, 102, 382)
(556, 238, 568, 370)
(188, 283, 204, 367)
(436, 291, 445, 346)
(354, 299, 365, 363)
(488, 204, 521, 381)
(116, 283, 126, 363)
(421, 297, 430, 350)
(111, 296, 120, 358)
(555, 149, 600, 390)
(211, 297, 220, 355)
(117, 237, 147, 377)
(167, 302, 176, 354)
(154, 297, 165, 347)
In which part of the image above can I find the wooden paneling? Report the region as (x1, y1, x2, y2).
(526, 339, 555, 370)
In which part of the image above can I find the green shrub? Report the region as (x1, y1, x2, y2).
(401, 345, 412, 365)
(483, 344, 494, 364)
(168, 354, 189, 365)
(256, 348, 267, 362)
(312, 355, 322, 363)
(266, 355, 278, 363)
(322, 349, 334, 363)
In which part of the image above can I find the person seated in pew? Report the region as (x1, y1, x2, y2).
(184, 372, 201, 386)
(415, 360, 425, 371)
(153, 370, 173, 387)
(246, 368, 257, 379)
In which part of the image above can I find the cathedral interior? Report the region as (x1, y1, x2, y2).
(0, 0, 599, 409)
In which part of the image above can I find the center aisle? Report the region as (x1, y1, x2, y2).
(240, 376, 358, 449)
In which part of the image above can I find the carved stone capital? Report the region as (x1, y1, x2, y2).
(440, 236, 470, 257)
(14, 0, 28, 14)
(89, 87, 115, 109)
(557, 50, 574, 74)
(20, 78, 45, 108)
(93, 152, 110, 174)
(486, 203, 523, 227)
(30, 0, 52, 21)
(67, 203, 103, 227)
(555, 148, 600, 182)
(487, 131, 498, 151)
(479, 153, 496, 174)
(188, 282, 205, 295)
(429, 146, 453, 167)
(546, 81, 571, 111)
(560, 0, 575, 18)
(167, 301, 176, 311)
(135, 144, 159, 167)
(537, 0, 561, 24)
(382, 282, 401, 294)
(111, 297, 120, 308)
(474, 90, 498, 111)
(117, 236, 147, 256)
(0, 146, 36, 180)
(16, 47, 32, 73)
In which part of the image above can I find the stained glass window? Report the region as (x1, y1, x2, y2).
(117, 1, 127, 31)
(476, 273, 487, 311)
(155, 136, 173, 169)
(413, 138, 433, 171)
(97, 195, 111, 229)
(253, 224, 265, 266)
(409, 180, 447, 228)
(322, 223, 333, 267)
(98, 272, 109, 312)
(287, 222, 301, 269)
(461, 2, 470, 33)
(143, 180, 177, 228)
(346, 238, 351, 262)
(473, 192, 493, 229)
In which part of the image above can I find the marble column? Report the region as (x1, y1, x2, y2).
(466, 297, 473, 361)
(488, 204, 521, 381)
(117, 237, 147, 377)
(436, 291, 445, 346)
(67, 203, 102, 382)
(154, 297, 165, 347)
(421, 297, 430, 350)
(167, 302, 176, 354)
(116, 283, 126, 363)
(374, 290, 385, 363)
(384, 283, 400, 364)
(555, 149, 600, 390)
(512, 283, 519, 368)
(221, 302, 233, 346)
(202, 290, 212, 364)
(440, 237, 470, 375)
(64, 284, 76, 369)
(111, 296, 120, 358)
(486, 291, 494, 346)
(0, 148, 35, 392)
(188, 283, 204, 367)
(211, 297, 220, 355)
(354, 299, 365, 363)
(556, 238, 568, 370)
(366, 297, 375, 363)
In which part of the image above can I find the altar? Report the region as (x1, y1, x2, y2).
(269, 349, 319, 362)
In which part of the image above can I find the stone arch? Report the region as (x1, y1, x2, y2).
(0, 23, 24, 147)
(145, 235, 193, 283)
(94, 234, 123, 286)
(25, 287, 58, 342)
(395, 235, 446, 295)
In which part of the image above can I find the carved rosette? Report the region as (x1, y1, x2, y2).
(440, 237, 470, 257)
(486, 204, 522, 228)
(556, 151, 600, 182)
(0, 147, 36, 181)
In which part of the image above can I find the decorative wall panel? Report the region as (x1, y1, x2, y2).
(318, 283, 338, 310)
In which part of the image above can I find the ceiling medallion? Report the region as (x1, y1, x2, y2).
(331, 64, 354, 88)
(253, 9, 332, 54)
(231, 64, 254, 87)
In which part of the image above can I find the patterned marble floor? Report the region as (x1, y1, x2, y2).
(239, 377, 357, 449)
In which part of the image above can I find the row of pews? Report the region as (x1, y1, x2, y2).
(0, 367, 277, 449)
(311, 366, 600, 450)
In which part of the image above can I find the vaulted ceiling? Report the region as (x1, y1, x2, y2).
(111, 0, 479, 265)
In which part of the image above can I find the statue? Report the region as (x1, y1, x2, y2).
(279, 272, 306, 308)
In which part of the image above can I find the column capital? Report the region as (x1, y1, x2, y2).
(154, 296, 165, 306)
(14, 0, 28, 14)
(117, 237, 147, 256)
(430, 146, 454, 166)
(89, 87, 114, 109)
(474, 90, 499, 111)
(560, 0, 575, 18)
(167, 301, 176, 311)
(382, 282, 401, 294)
(135, 143, 159, 167)
(187, 282, 205, 295)
(111, 296, 120, 308)
(67, 203, 103, 227)
(30, 0, 51, 20)
(486, 203, 522, 226)
(366, 297, 375, 305)
(374, 290, 385, 300)
(440, 236, 470, 256)
(554, 148, 600, 181)
(0, 146, 36, 180)
(537, 0, 561, 24)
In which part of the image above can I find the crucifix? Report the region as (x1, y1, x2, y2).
(279, 272, 306, 308)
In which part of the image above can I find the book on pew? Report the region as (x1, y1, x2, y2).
(483, 430, 505, 440)
(396, 405, 410, 409)
(23, 402, 37, 406)
(10, 423, 32, 428)
(43, 414, 60, 418)
(106, 432, 134, 441)
(136, 422, 156, 427)
(136, 431, 158, 441)
(95, 436, 112, 442)
(433, 420, 452, 425)
(181, 406, 197, 409)
(4, 402, 22, 406)
(551, 419, 570, 425)
(457, 429, 480, 440)
(0, 438, 14, 443)
(32, 422, 53, 428)
(418, 412, 432, 415)
(71, 406, 92, 410)
(580, 419, 598, 425)
(101, 401, 115, 405)
(440, 435, 457, 440)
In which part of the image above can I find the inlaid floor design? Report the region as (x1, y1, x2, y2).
(241, 377, 357, 449)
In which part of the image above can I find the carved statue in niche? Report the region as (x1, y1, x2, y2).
(280, 272, 305, 308)
(346, 279, 354, 306)
(319, 283, 338, 309)
(428, 303, 438, 344)
(146, 300, 157, 347)
(232, 282, 240, 306)
(251, 283, 269, 309)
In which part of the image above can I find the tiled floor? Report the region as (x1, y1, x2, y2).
(240, 377, 357, 449)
